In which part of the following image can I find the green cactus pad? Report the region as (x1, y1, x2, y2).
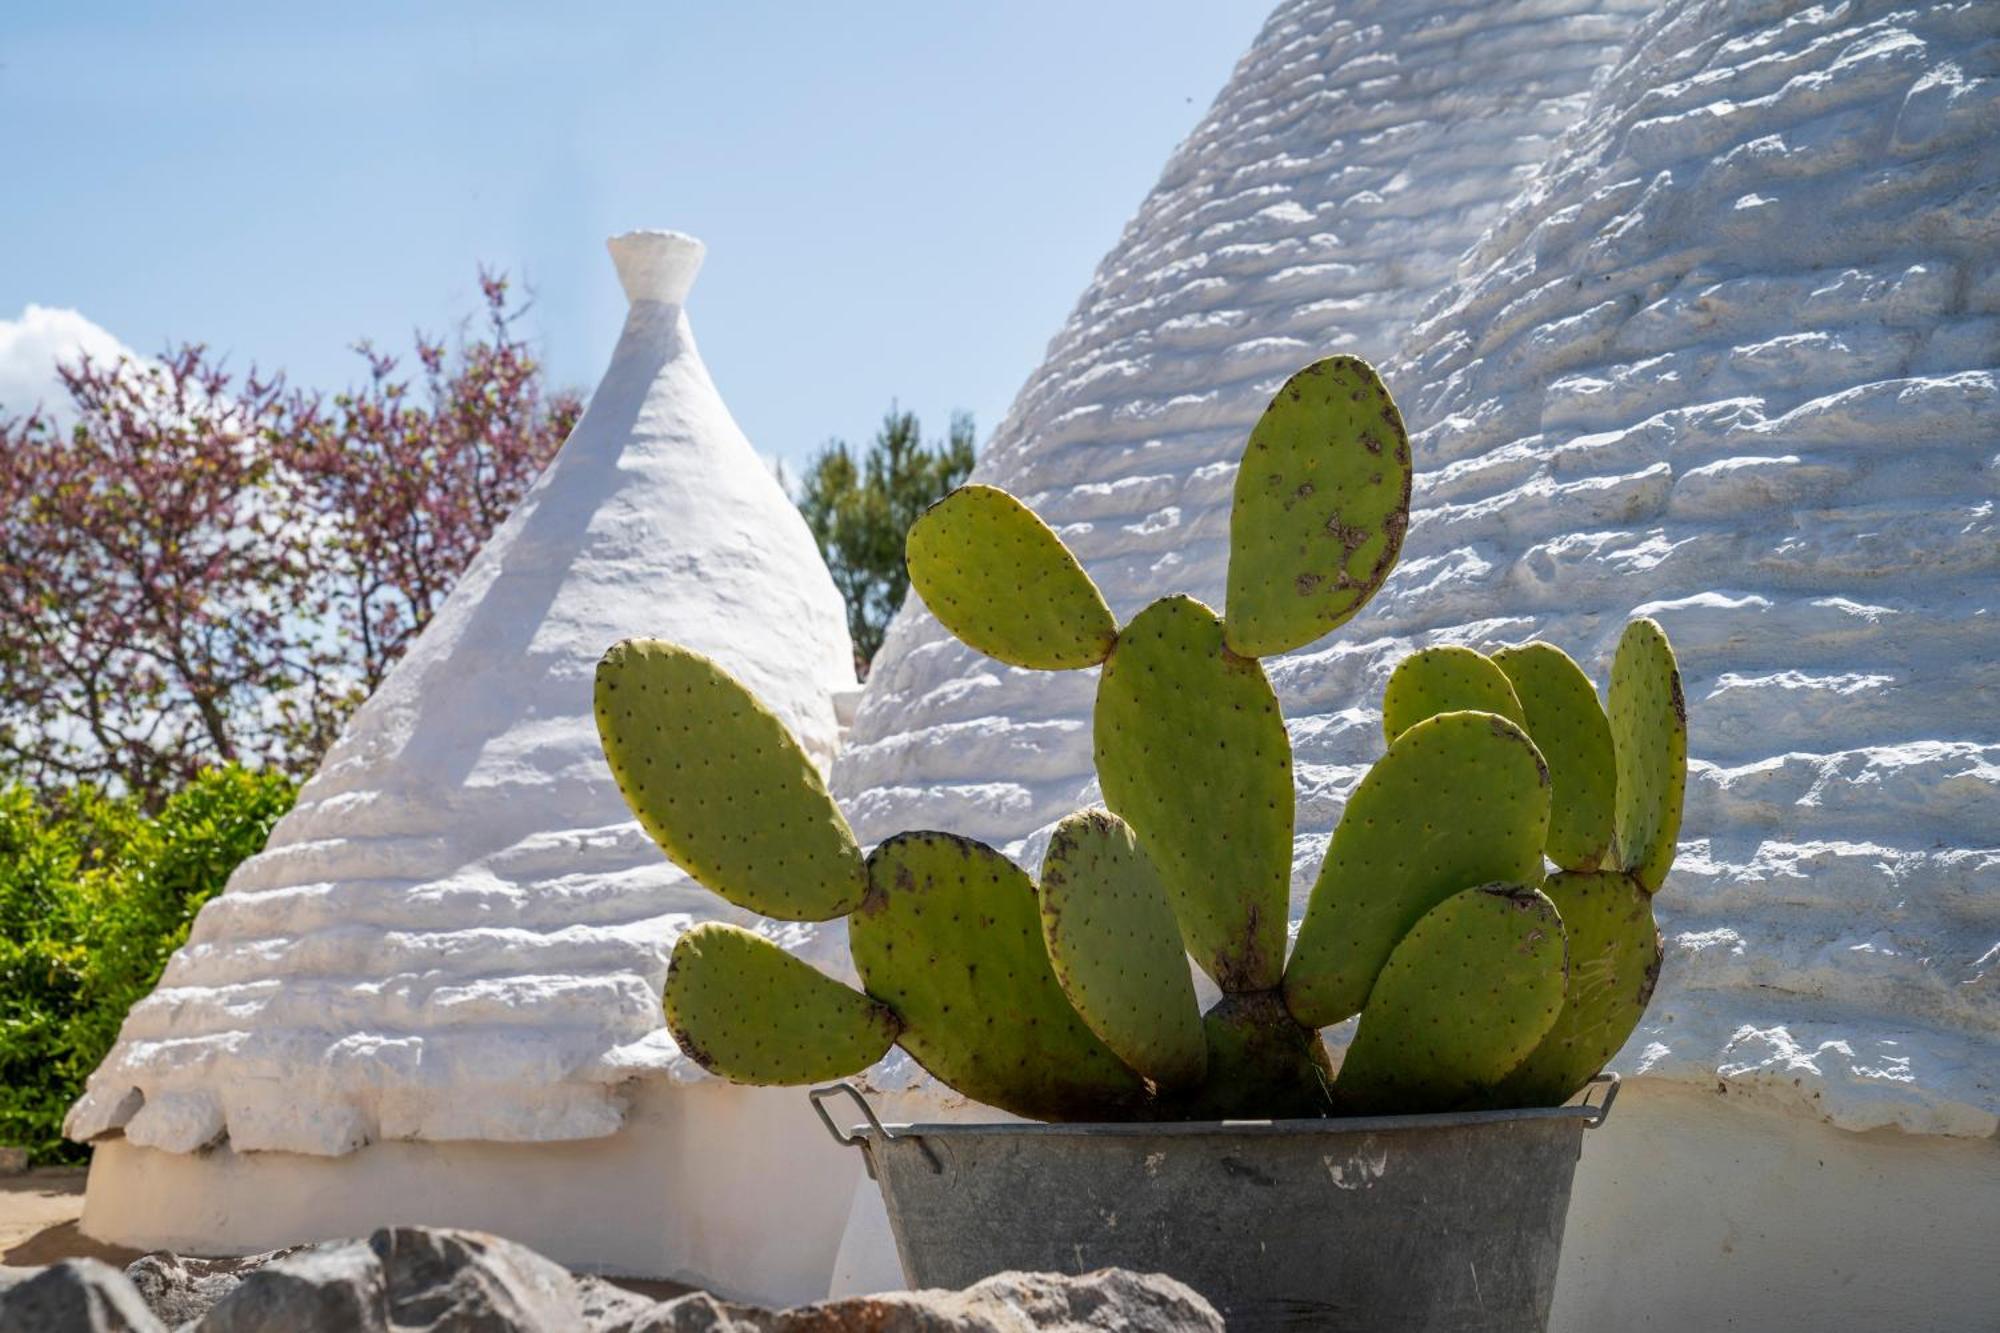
(1491, 871, 1662, 1107)
(665, 923, 900, 1085)
(1333, 884, 1568, 1115)
(1094, 595, 1292, 992)
(1491, 642, 1618, 871)
(1609, 618, 1687, 893)
(850, 832, 1147, 1120)
(1166, 991, 1335, 1120)
(905, 484, 1118, 670)
(595, 640, 866, 921)
(1380, 645, 1527, 744)
(1039, 810, 1207, 1091)
(1223, 356, 1413, 658)
(1284, 710, 1551, 1028)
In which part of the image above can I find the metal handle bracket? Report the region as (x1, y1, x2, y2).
(809, 1082, 943, 1174)
(1578, 1071, 1620, 1128)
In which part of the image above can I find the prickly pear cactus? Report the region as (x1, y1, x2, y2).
(1489, 870, 1662, 1107)
(905, 484, 1117, 670)
(597, 350, 1694, 1128)
(1490, 642, 1616, 871)
(595, 640, 865, 921)
(851, 832, 1148, 1120)
(1173, 991, 1335, 1120)
(1038, 810, 1207, 1091)
(1380, 644, 1527, 743)
(1609, 618, 1687, 893)
(1094, 595, 1291, 993)
(1224, 357, 1413, 658)
(1333, 884, 1568, 1115)
(1284, 710, 1552, 1029)
(665, 924, 899, 1084)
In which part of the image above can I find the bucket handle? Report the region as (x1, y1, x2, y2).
(1579, 1071, 1620, 1127)
(809, 1082, 944, 1174)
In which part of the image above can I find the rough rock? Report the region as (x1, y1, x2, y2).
(191, 1227, 653, 1332)
(0, 1259, 163, 1332)
(123, 1249, 302, 1327)
(610, 1270, 1222, 1332)
(0, 1228, 1216, 1333)
(759, 1268, 1223, 1332)
(194, 1242, 386, 1332)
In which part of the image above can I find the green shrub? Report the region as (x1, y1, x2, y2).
(0, 768, 295, 1162)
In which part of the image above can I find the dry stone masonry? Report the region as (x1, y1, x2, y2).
(835, 0, 1998, 1136)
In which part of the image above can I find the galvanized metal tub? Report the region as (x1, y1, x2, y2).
(812, 1075, 1618, 1332)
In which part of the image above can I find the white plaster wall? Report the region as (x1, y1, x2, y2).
(67, 232, 860, 1159)
(79, 1080, 862, 1308)
(1551, 1080, 2000, 1330)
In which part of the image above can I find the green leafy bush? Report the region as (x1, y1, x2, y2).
(0, 767, 294, 1162)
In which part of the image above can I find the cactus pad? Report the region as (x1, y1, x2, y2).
(906, 484, 1117, 670)
(1492, 870, 1661, 1107)
(1223, 357, 1413, 657)
(1333, 884, 1568, 1114)
(1491, 642, 1617, 871)
(1094, 595, 1292, 992)
(850, 831, 1147, 1120)
(1609, 618, 1687, 892)
(1380, 645, 1526, 743)
(1284, 710, 1551, 1028)
(595, 639, 865, 921)
(1168, 991, 1335, 1120)
(665, 923, 900, 1085)
(1038, 810, 1206, 1091)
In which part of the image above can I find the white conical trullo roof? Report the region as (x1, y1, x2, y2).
(69, 231, 859, 1157)
(833, 0, 1998, 1139)
(832, 0, 1655, 848)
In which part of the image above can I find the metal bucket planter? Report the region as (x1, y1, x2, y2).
(812, 1074, 1618, 1333)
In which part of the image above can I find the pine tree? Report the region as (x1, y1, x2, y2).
(797, 406, 975, 673)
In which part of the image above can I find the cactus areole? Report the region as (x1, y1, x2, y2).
(595, 354, 1687, 1124)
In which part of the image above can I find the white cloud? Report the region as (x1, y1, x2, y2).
(0, 304, 140, 422)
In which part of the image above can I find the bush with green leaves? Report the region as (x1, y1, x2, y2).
(0, 767, 293, 1161)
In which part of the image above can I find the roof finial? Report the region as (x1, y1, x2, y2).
(606, 230, 706, 306)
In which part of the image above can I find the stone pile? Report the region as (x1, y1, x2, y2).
(0, 1227, 1222, 1333)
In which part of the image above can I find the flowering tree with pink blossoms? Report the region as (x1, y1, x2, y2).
(0, 274, 581, 802)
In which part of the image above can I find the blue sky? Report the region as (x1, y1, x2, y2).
(2, 3, 1268, 472)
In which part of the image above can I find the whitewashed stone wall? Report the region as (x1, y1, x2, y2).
(833, 0, 1999, 1136)
(838, 0, 1654, 845)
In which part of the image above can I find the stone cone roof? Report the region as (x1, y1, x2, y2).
(832, 0, 2000, 1135)
(68, 231, 859, 1156)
